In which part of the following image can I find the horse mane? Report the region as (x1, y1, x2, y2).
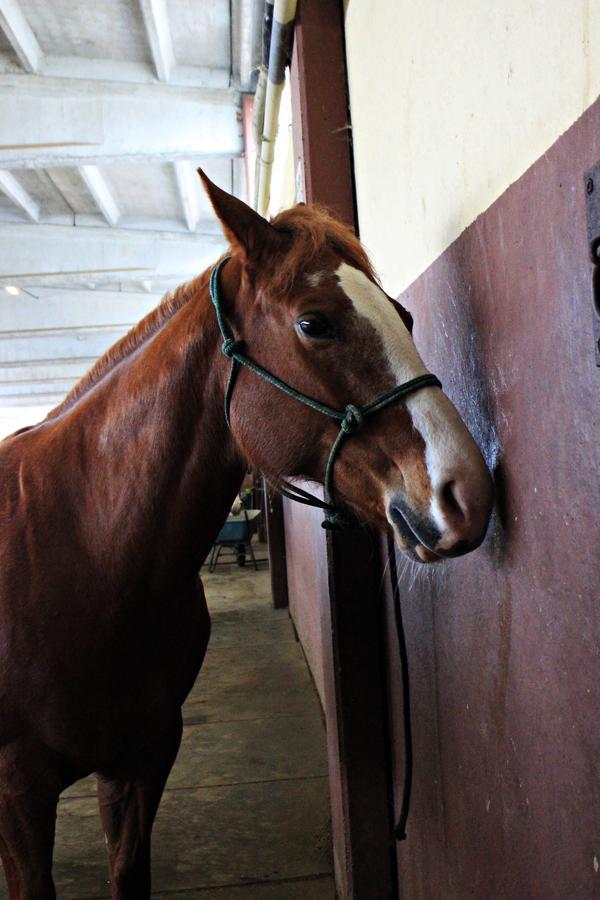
(269, 203, 376, 292)
(45, 205, 372, 421)
(46, 269, 211, 420)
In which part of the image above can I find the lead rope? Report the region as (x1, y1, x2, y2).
(387, 533, 413, 840)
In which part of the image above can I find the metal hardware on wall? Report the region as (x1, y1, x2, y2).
(584, 161, 600, 365)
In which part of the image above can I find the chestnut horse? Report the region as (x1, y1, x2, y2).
(0, 173, 492, 899)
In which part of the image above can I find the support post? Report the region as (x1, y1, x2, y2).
(263, 482, 289, 610)
(289, 1, 397, 896)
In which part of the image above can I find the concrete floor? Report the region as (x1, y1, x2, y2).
(0, 549, 334, 899)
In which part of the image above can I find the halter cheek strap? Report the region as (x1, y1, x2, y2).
(210, 257, 442, 529)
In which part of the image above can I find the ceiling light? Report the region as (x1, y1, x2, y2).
(4, 286, 20, 296)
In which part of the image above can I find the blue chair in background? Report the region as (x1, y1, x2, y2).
(208, 508, 261, 572)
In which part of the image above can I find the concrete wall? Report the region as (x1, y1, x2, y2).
(345, 0, 600, 294)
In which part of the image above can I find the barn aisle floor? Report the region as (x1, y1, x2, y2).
(0, 550, 334, 899)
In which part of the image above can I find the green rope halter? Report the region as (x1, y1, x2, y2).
(210, 257, 442, 529)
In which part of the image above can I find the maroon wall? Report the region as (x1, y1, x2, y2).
(385, 98, 600, 899)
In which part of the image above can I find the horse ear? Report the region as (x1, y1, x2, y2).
(197, 168, 277, 263)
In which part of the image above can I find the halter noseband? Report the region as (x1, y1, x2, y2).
(210, 257, 442, 529)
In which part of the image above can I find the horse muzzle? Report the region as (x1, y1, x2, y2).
(387, 471, 493, 562)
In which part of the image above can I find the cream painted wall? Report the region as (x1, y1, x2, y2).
(345, 0, 600, 294)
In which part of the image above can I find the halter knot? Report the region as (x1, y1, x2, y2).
(341, 404, 364, 434)
(321, 513, 342, 530)
(221, 338, 244, 358)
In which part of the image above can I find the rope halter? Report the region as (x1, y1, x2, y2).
(340, 404, 364, 434)
(210, 257, 442, 528)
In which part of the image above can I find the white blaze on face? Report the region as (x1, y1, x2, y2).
(335, 263, 479, 533)
(335, 263, 427, 384)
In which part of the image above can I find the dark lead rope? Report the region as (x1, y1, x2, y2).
(210, 256, 436, 840)
(388, 533, 413, 841)
(210, 257, 442, 528)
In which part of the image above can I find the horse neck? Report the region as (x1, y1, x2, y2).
(58, 264, 246, 588)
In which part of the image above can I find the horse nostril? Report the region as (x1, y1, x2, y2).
(440, 480, 468, 525)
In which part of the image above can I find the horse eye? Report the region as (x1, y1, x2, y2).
(297, 314, 337, 340)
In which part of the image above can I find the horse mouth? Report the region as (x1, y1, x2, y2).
(412, 544, 442, 563)
(387, 499, 442, 564)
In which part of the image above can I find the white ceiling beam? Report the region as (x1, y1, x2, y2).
(0, 288, 159, 332)
(0, 391, 72, 408)
(0, 270, 200, 291)
(1, 269, 158, 288)
(78, 165, 120, 227)
(0, 280, 166, 411)
(0, 287, 157, 406)
(0, 169, 39, 221)
(0, 383, 82, 405)
(0, 326, 136, 368)
(0, 359, 91, 385)
(139, 0, 175, 82)
(0, 54, 230, 89)
(0, 207, 223, 235)
(0, 0, 42, 73)
(0, 75, 242, 168)
(174, 161, 201, 231)
(0, 222, 226, 288)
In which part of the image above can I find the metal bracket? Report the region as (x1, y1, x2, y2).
(584, 162, 600, 366)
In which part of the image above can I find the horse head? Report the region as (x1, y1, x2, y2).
(200, 172, 493, 563)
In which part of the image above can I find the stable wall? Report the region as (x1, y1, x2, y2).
(268, 8, 600, 895)
(345, 3, 600, 897)
(382, 93, 600, 900)
(345, 0, 600, 294)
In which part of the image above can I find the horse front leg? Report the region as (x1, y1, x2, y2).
(97, 713, 183, 900)
(0, 741, 61, 900)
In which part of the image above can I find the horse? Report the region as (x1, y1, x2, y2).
(0, 171, 493, 899)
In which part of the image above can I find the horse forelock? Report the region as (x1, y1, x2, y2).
(45, 269, 214, 420)
(268, 204, 376, 293)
